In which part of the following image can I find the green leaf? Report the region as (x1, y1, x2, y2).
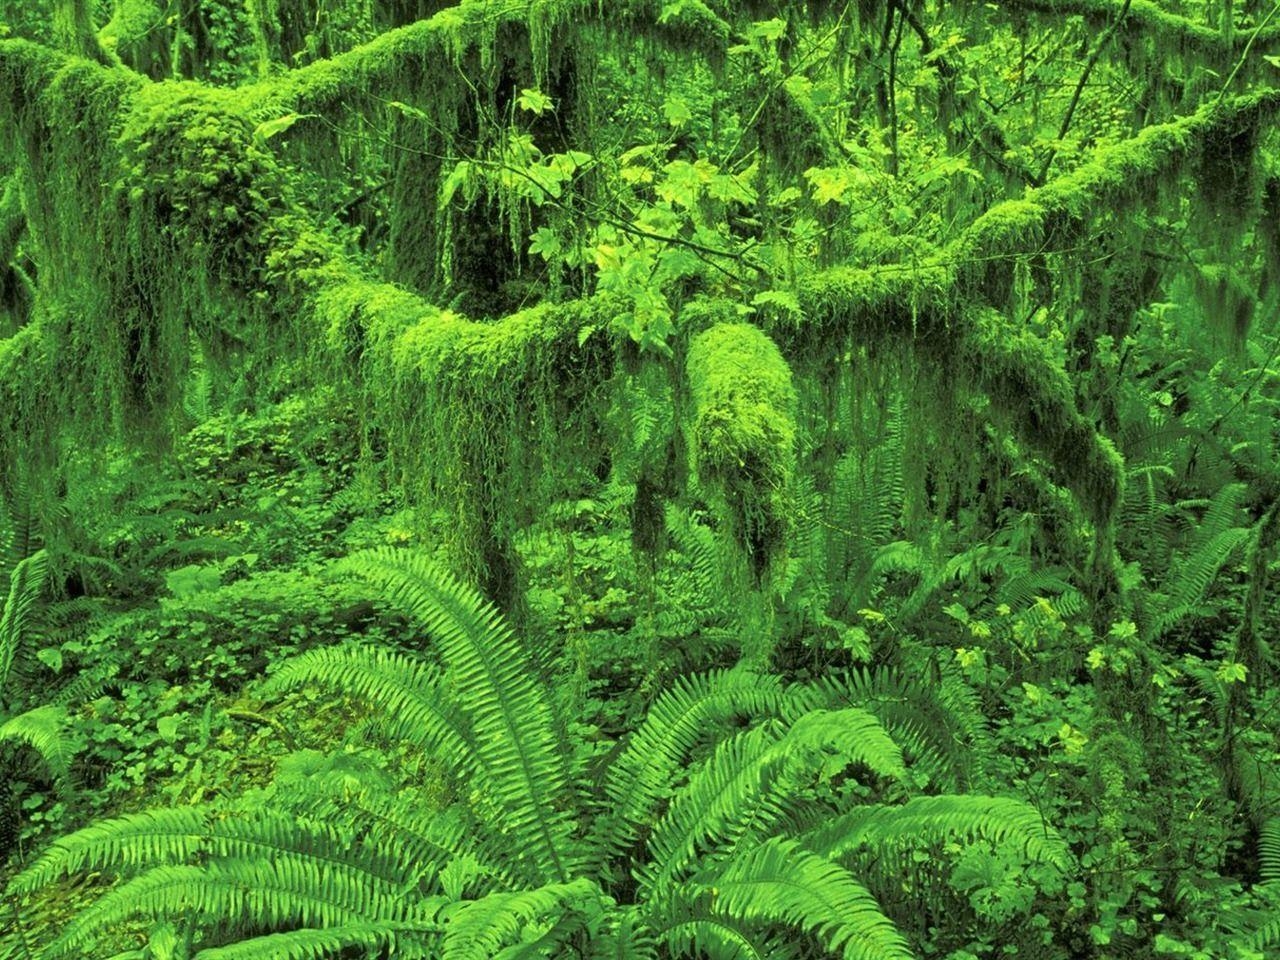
(157, 716, 182, 743)
(749, 18, 787, 41)
(663, 95, 693, 128)
(517, 88, 554, 115)
(750, 290, 800, 315)
(252, 113, 314, 146)
(528, 227, 562, 261)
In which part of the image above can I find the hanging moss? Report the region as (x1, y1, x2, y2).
(996, 0, 1246, 55)
(98, 0, 167, 78)
(958, 309, 1125, 620)
(261, 0, 731, 114)
(686, 322, 797, 583)
(0, 178, 29, 334)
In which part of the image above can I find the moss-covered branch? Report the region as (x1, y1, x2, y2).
(255, 0, 728, 113)
(777, 94, 1280, 610)
(995, 0, 1280, 52)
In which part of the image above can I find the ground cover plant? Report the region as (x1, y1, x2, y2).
(1, 0, 1279, 957)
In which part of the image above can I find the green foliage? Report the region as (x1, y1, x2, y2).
(9, 549, 1069, 958)
(5, 2, 1280, 957)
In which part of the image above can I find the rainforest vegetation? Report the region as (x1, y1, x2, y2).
(0, 0, 1278, 957)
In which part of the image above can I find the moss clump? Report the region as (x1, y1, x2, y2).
(686, 322, 797, 582)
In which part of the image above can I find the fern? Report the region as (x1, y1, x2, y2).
(195, 923, 419, 960)
(0, 706, 74, 796)
(792, 667, 989, 789)
(803, 794, 1071, 872)
(12, 549, 1075, 959)
(1262, 818, 1280, 882)
(46, 858, 444, 957)
(692, 836, 912, 960)
(438, 877, 598, 960)
(0, 551, 47, 703)
(337, 548, 580, 883)
(261, 646, 478, 782)
(640, 708, 906, 895)
(597, 667, 787, 864)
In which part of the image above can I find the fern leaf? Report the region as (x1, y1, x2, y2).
(1262, 819, 1280, 882)
(792, 668, 986, 789)
(195, 922, 425, 960)
(640, 723, 790, 894)
(7, 807, 213, 895)
(260, 646, 477, 780)
(0, 704, 75, 794)
(695, 836, 912, 960)
(598, 669, 786, 864)
(46, 858, 446, 957)
(439, 877, 597, 960)
(659, 917, 770, 959)
(8, 806, 423, 898)
(804, 794, 1069, 871)
(589, 908, 657, 960)
(338, 549, 579, 883)
(784, 707, 907, 783)
(1153, 527, 1249, 638)
(0, 550, 47, 698)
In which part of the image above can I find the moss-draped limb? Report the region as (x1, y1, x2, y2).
(958, 310, 1125, 626)
(788, 262, 1122, 615)
(0, 38, 622, 599)
(269, 225, 619, 601)
(686, 323, 797, 583)
(952, 89, 1280, 303)
(993, 0, 1280, 53)
(255, 0, 729, 114)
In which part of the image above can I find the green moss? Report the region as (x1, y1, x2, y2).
(686, 322, 797, 582)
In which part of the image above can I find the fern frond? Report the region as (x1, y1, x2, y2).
(658, 916, 769, 960)
(338, 548, 579, 883)
(439, 877, 597, 960)
(804, 794, 1069, 871)
(598, 669, 787, 865)
(0, 550, 47, 698)
(284, 786, 510, 893)
(195, 922, 427, 960)
(867, 541, 922, 580)
(8, 806, 425, 897)
(643, 705, 907, 896)
(1261, 818, 1280, 882)
(694, 836, 912, 960)
(640, 723, 789, 895)
(8, 806, 214, 895)
(590, 908, 657, 960)
(0, 704, 74, 794)
(0, 486, 37, 583)
(1153, 527, 1249, 638)
(45, 859, 445, 957)
(1245, 881, 1280, 951)
(260, 646, 477, 779)
(792, 668, 985, 789)
(783, 708, 907, 784)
